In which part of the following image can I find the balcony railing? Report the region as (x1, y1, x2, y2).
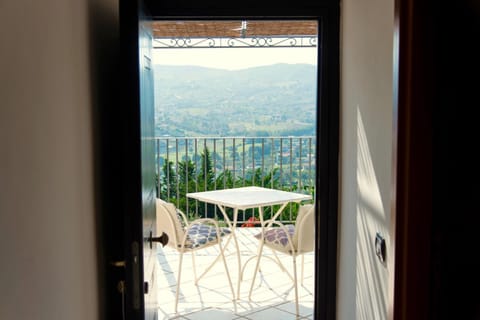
(155, 136, 316, 224)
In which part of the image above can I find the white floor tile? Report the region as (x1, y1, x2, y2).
(240, 306, 298, 320)
(156, 228, 314, 319)
(183, 308, 238, 320)
(274, 301, 314, 318)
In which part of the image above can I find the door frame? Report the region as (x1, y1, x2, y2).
(103, 0, 340, 319)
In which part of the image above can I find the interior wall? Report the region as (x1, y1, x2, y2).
(337, 0, 394, 318)
(0, 0, 104, 319)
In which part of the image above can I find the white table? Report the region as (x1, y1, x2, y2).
(186, 186, 312, 299)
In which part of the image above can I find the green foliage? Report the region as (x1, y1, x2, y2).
(158, 146, 314, 224)
(197, 147, 215, 188)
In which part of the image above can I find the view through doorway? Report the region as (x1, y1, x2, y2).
(151, 20, 319, 320)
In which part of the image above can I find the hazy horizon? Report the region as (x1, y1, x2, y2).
(152, 47, 317, 71)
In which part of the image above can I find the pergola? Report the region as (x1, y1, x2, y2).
(152, 20, 318, 48)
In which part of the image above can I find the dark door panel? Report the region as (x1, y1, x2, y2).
(119, 0, 156, 319)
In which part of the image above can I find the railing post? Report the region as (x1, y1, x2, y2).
(156, 139, 161, 199)
(185, 138, 188, 215)
(175, 138, 179, 208)
(223, 138, 226, 189)
(166, 139, 170, 200)
(299, 137, 303, 192)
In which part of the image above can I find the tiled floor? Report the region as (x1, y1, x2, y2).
(155, 228, 314, 320)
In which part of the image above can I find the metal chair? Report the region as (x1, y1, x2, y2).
(248, 204, 315, 316)
(156, 198, 235, 313)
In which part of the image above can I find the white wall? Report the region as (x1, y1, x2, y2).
(337, 0, 394, 318)
(0, 1, 100, 319)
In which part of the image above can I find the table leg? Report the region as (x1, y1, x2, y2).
(228, 207, 242, 300)
(200, 205, 241, 300)
(248, 206, 265, 300)
(247, 202, 291, 299)
(267, 202, 289, 227)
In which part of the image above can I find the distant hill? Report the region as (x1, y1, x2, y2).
(153, 63, 317, 137)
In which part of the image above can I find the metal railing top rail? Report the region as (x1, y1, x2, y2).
(154, 135, 316, 140)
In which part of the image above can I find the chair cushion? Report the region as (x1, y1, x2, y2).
(254, 224, 295, 250)
(183, 224, 231, 249)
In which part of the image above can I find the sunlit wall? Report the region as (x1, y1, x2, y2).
(338, 0, 394, 318)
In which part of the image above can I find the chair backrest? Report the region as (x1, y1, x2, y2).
(156, 198, 185, 249)
(292, 204, 315, 254)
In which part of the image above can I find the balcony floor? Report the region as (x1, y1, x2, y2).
(155, 227, 314, 320)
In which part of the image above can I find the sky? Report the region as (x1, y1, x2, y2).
(152, 47, 317, 70)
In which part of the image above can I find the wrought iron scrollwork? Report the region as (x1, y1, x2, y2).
(154, 36, 317, 49)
